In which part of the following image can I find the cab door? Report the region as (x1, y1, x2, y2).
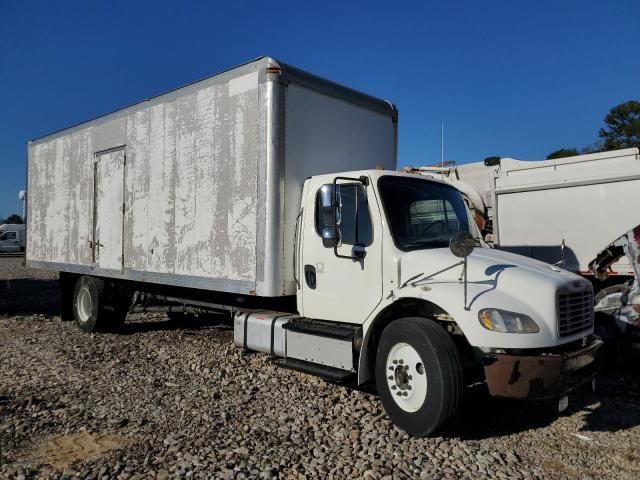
(298, 176, 383, 325)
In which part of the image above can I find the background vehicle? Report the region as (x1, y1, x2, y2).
(589, 225, 640, 354)
(409, 148, 640, 278)
(0, 224, 25, 252)
(406, 148, 640, 349)
(26, 57, 600, 436)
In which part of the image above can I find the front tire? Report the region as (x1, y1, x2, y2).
(375, 317, 463, 436)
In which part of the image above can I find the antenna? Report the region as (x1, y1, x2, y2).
(440, 121, 444, 177)
(18, 190, 26, 221)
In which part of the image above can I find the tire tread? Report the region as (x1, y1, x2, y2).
(375, 316, 463, 436)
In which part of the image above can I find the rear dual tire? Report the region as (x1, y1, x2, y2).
(375, 317, 463, 437)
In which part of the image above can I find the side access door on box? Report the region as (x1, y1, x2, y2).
(92, 147, 126, 271)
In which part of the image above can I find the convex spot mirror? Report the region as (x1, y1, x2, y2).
(450, 231, 475, 258)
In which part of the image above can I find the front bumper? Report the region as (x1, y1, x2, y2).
(482, 338, 603, 399)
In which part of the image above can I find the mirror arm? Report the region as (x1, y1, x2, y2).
(463, 256, 470, 311)
(334, 245, 357, 260)
(401, 260, 465, 288)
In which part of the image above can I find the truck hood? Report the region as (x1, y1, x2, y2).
(400, 246, 584, 288)
(397, 246, 593, 349)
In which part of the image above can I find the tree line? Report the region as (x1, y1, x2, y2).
(547, 100, 640, 159)
(1, 214, 23, 224)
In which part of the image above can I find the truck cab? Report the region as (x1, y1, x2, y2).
(294, 169, 601, 435)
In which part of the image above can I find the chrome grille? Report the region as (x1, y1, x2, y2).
(557, 289, 594, 337)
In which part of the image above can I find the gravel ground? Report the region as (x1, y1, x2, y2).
(1, 257, 640, 479)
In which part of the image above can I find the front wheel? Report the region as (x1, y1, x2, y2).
(375, 317, 463, 436)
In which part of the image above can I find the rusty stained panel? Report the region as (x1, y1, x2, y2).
(483, 340, 601, 399)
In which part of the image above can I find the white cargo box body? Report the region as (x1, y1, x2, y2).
(26, 57, 397, 296)
(492, 148, 640, 274)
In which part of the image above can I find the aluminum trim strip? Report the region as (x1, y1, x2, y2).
(496, 174, 640, 195)
(26, 260, 256, 294)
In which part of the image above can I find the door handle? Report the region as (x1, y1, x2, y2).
(304, 264, 317, 289)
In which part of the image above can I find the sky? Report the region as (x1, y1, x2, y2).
(0, 0, 638, 219)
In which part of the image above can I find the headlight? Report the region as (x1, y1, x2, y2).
(478, 309, 540, 333)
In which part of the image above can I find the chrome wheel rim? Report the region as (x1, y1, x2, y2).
(77, 287, 92, 323)
(385, 342, 427, 412)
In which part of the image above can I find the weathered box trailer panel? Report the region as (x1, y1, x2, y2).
(493, 148, 640, 273)
(282, 83, 396, 287)
(26, 57, 397, 296)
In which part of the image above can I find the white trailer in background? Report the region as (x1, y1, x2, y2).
(27, 57, 601, 436)
(489, 148, 640, 280)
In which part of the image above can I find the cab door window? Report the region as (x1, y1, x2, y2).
(316, 184, 373, 246)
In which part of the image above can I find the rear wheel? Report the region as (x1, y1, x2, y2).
(375, 317, 463, 436)
(73, 276, 126, 332)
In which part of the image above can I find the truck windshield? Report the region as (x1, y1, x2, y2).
(378, 176, 472, 251)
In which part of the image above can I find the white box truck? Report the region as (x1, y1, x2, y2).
(27, 57, 600, 436)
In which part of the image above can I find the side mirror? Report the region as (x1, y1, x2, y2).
(318, 184, 339, 248)
(450, 231, 475, 258)
(317, 176, 369, 258)
(450, 231, 475, 312)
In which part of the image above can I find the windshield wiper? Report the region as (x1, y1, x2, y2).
(404, 239, 450, 248)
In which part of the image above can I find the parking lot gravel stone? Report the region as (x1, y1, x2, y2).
(1, 257, 639, 479)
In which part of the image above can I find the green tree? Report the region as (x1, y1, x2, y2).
(1, 214, 23, 224)
(580, 141, 604, 155)
(547, 148, 578, 160)
(599, 100, 640, 150)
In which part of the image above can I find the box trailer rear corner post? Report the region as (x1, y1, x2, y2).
(27, 57, 601, 437)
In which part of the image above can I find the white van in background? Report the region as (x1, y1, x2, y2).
(0, 224, 25, 252)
